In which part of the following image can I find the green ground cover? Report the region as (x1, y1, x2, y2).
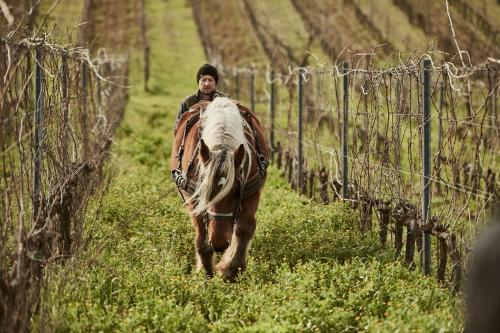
(37, 0, 463, 331)
(353, 0, 430, 53)
(38, 0, 84, 41)
(251, 0, 330, 65)
(469, 0, 500, 31)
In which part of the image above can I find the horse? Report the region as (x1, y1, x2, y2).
(171, 97, 269, 280)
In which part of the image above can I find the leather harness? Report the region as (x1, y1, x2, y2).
(171, 105, 268, 225)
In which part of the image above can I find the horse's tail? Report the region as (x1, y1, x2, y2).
(191, 149, 237, 216)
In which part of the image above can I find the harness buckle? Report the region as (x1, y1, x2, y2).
(258, 154, 268, 178)
(171, 169, 187, 189)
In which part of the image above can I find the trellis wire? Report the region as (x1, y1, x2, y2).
(0, 35, 128, 331)
(221, 54, 499, 290)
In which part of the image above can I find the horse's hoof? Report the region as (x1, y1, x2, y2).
(225, 275, 238, 283)
(215, 265, 241, 282)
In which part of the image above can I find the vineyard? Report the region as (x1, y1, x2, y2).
(1, 0, 499, 332)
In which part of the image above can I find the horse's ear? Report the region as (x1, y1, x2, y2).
(200, 139, 210, 164)
(234, 144, 244, 168)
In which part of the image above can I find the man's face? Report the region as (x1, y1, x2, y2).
(198, 75, 217, 95)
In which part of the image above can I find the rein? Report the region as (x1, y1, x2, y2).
(171, 112, 201, 204)
(171, 107, 268, 225)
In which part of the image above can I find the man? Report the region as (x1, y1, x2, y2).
(175, 63, 226, 129)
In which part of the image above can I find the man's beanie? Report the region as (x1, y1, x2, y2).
(196, 64, 219, 84)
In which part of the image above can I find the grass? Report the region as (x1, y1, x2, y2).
(468, 0, 500, 31)
(354, 0, 430, 52)
(196, 0, 267, 67)
(251, 0, 330, 65)
(294, 0, 375, 60)
(38, 0, 84, 41)
(36, 0, 464, 331)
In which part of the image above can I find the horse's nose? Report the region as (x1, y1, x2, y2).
(210, 240, 230, 253)
(212, 245, 228, 253)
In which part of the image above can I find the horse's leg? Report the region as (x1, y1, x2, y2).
(193, 216, 215, 278)
(215, 212, 255, 280)
(216, 196, 259, 280)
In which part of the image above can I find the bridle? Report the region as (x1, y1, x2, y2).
(171, 106, 268, 227)
(204, 167, 244, 226)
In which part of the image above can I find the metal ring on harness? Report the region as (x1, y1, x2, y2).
(258, 154, 268, 178)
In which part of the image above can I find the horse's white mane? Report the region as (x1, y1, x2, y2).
(191, 97, 252, 215)
(201, 97, 247, 152)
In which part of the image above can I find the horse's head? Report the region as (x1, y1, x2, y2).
(196, 139, 245, 252)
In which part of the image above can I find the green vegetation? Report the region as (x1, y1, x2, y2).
(37, 0, 464, 331)
(469, 0, 500, 31)
(38, 0, 84, 41)
(251, 0, 330, 65)
(354, 0, 429, 52)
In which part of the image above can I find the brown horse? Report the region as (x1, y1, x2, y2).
(171, 97, 269, 280)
